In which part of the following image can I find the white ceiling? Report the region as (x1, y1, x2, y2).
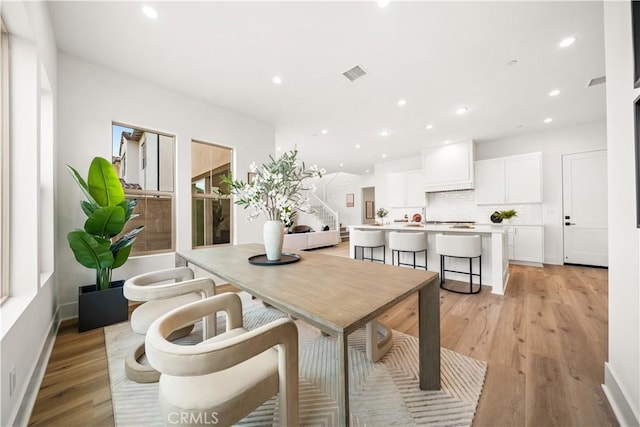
(48, 1, 606, 175)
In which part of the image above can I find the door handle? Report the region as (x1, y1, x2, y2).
(565, 222, 576, 226)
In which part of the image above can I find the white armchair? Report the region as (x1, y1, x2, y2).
(145, 292, 299, 427)
(123, 267, 216, 383)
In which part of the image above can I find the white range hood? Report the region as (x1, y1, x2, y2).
(422, 139, 475, 192)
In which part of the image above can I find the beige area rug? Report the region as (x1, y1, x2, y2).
(105, 293, 487, 426)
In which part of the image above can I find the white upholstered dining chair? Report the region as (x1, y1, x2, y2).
(123, 267, 216, 383)
(145, 292, 299, 427)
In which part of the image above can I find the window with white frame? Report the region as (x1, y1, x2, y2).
(1, 19, 9, 302)
(112, 123, 175, 255)
(38, 62, 54, 284)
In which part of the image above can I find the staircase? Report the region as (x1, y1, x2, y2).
(308, 193, 339, 231)
(306, 194, 349, 243)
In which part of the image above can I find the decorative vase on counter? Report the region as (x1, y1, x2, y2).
(263, 220, 285, 261)
(490, 211, 503, 224)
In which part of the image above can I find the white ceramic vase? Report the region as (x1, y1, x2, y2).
(263, 220, 285, 261)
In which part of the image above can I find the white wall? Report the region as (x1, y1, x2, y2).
(0, 1, 58, 425)
(321, 172, 363, 227)
(602, 2, 640, 425)
(56, 53, 274, 317)
(302, 172, 366, 228)
(361, 173, 375, 188)
(476, 121, 607, 265)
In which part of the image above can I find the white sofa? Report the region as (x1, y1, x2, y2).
(283, 230, 340, 251)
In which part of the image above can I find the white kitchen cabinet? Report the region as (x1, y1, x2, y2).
(506, 225, 544, 264)
(475, 158, 505, 204)
(475, 152, 542, 204)
(506, 226, 515, 259)
(505, 154, 542, 203)
(423, 140, 475, 192)
(386, 169, 425, 207)
(386, 171, 406, 207)
(405, 169, 426, 207)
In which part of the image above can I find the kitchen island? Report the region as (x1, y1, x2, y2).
(349, 223, 510, 294)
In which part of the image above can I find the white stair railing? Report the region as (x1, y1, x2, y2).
(308, 192, 339, 231)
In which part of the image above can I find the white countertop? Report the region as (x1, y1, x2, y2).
(475, 222, 543, 227)
(349, 223, 505, 234)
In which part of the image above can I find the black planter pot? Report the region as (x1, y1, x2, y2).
(490, 211, 503, 224)
(78, 280, 128, 332)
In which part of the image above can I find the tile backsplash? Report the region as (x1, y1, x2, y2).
(389, 190, 542, 225)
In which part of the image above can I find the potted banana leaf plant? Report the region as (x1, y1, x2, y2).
(67, 157, 144, 332)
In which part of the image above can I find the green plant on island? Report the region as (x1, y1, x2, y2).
(497, 209, 517, 220)
(376, 207, 389, 218)
(66, 157, 144, 291)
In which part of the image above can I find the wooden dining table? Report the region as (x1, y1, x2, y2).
(176, 243, 441, 427)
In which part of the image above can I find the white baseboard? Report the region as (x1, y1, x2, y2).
(10, 307, 61, 427)
(58, 301, 77, 320)
(603, 362, 640, 426)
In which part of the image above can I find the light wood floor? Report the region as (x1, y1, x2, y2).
(29, 242, 617, 426)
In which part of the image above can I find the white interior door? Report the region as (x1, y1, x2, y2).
(562, 150, 608, 267)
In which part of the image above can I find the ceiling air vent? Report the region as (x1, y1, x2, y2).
(343, 65, 367, 82)
(587, 76, 606, 87)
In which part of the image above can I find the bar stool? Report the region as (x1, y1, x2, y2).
(435, 234, 482, 294)
(351, 230, 386, 263)
(388, 231, 428, 269)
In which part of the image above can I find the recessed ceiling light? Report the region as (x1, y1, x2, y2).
(272, 75, 283, 85)
(381, 153, 387, 158)
(142, 5, 158, 19)
(339, 163, 344, 167)
(397, 99, 407, 107)
(426, 124, 433, 130)
(355, 144, 361, 149)
(444, 140, 451, 144)
(456, 106, 468, 115)
(507, 59, 518, 66)
(549, 89, 560, 97)
(544, 118, 553, 123)
(365, 169, 370, 173)
(380, 130, 390, 137)
(559, 36, 577, 48)
(321, 129, 328, 134)
(378, 0, 391, 8)
(276, 146, 282, 151)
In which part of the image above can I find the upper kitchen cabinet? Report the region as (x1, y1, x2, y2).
(506, 153, 542, 203)
(422, 140, 475, 192)
(475, 158, 505, 204)
(386, 169, 425, 207)
(405, 169, 426, 206)
(475, 152, 542, 204)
